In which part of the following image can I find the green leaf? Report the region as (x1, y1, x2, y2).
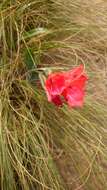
(22, 27, 51, 40)
(24, 48, 39, 83)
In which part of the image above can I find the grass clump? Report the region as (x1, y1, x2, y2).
(0, 0, 107, 190)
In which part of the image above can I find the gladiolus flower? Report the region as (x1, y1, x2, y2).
(45, 65, 88, 107)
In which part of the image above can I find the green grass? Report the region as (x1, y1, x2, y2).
(0, 0, 107, 189)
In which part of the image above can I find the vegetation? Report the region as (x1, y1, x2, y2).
(0, 0, 107, 189)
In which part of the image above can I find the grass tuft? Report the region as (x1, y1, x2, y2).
(0, 0, 107, 189)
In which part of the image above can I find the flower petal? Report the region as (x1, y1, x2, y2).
(65, 64, 85, 86)
(71, 75, 88, 89)
(63, 87, 85, 107)
(45, 73, 66, 97)
(52, 95, 63, 106)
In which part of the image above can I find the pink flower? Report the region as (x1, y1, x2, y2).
(45, 65, 88, 107)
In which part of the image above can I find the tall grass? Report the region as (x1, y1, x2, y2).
(0, 0, 107, 189)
